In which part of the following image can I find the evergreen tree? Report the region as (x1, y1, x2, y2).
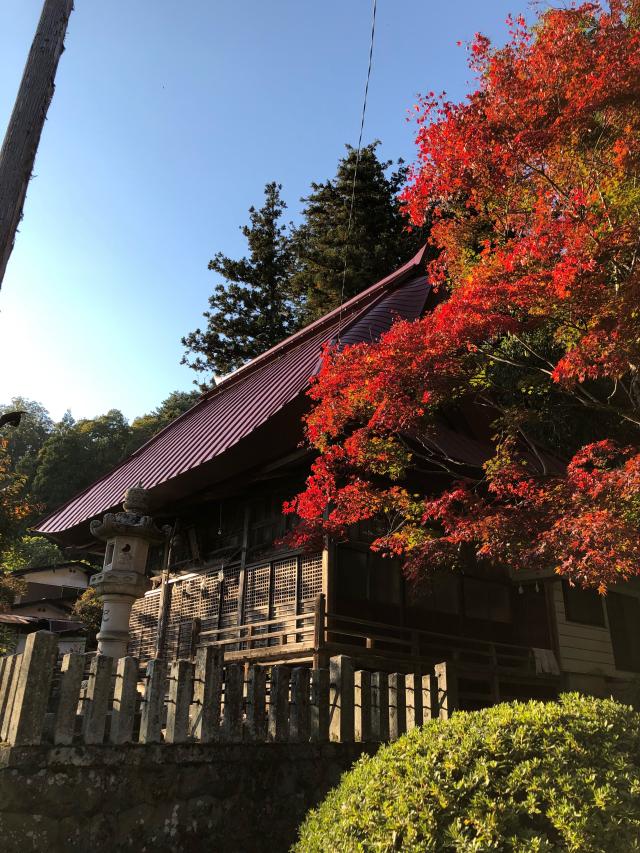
(291, 142, 428, 322)
(181, 182, 296, 379)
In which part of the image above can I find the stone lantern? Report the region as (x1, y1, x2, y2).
(89, 484, 166, 658)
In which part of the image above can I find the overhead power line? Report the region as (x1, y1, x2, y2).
(337, 0, 378, 338)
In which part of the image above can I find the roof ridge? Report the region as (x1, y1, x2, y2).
(199, 244, 427, 400)
(33, 247, 428, 535)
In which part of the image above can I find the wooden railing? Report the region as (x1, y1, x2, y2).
(193, 595, 556, 683)
(199, 609, 316, 654)
(323, 608, 539, 673)
(0, 631, 455, 749)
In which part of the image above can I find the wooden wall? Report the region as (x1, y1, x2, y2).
(551, 579, 640, 680)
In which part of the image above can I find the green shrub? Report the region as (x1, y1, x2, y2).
(294, 694, 640, 852)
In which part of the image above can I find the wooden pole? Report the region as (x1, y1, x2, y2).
(154, 523, 176, 659)
(0, 0, 74, 289)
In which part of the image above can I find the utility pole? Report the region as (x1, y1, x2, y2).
(0, 0, 74, 289)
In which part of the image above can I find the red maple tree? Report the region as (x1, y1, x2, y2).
(287, 1, 640, 591)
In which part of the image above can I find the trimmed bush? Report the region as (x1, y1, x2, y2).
(294, 694, 640, 852)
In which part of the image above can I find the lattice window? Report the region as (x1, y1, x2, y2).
(244, 562, 270, 623)
(163, 575, 203, 660)
(300, 554, 323, 612)
(197, 568, 222, 632)
(127, 590, 160, 661)
(128, 551, 324, 662)
(271, 557, 298, 618)
(220, 565, 240, 628)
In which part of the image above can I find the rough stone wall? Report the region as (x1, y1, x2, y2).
(0, 742, 374, 853)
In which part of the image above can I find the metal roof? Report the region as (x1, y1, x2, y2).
(36, 248, 430, 538)
(0, 614, 35, 626)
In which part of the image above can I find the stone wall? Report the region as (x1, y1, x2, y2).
(0, 741, 374, 853)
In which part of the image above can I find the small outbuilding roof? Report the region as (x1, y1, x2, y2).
(8, 561, 94, 578)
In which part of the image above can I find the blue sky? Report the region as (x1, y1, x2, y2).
(0, 0, 528, 422)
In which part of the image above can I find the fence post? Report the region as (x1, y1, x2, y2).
(389, 673, 407, 741)
(310, 668, 329, 742)
(1, 654, 22, 742)
(110, 656, 139, 745)
(422, 673, 436, 720)
(434, 661, 459, 719)
(82, 654, 113, 745)
(371, 671, 389, 743)
(165, 659, 193, 744)
(53, 652, 85, 745)
(222, 664, 244, 742)
(0, 658, 7, 719)
(139, 658, 167, 744)
(290, 667, 310, 742)
(7, 631, 57, 746)
(354, 670, 371, 743)
(268, 665, 290, 742)
(329, 655, 354, 743)
(191, 646, 223, 743)
(406, 672, 423, 730)
(0, 654, 19, 739)
(245, 665, 267, 741)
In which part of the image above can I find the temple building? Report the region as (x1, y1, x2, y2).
(34, 249, 640, 709)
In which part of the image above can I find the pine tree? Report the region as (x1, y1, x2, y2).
(291, 142, 428, 322)
(181, 182, 295, 379)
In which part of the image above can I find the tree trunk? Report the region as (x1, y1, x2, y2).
(0, 0, 74, 289)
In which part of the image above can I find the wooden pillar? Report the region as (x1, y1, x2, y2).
(236, 504, 251, 629)
(0, 0, 74, 287)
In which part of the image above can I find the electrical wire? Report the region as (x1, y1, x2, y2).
(336, 0, 378, 340)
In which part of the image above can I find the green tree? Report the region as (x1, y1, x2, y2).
(1, 535, 64, 571)
(126, 389, 200, 455)
(71, 586, 102, 649)
(0, 438, 34, 557)
(32, 409, 131, 511)
(0, 397, 53, 485)
(291, 142, 429, 322)
(181, 182, 296, 379)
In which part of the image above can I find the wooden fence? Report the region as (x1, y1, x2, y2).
(0, 631, 457, 748)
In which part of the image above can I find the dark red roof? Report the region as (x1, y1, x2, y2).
(36, 248, 430, 539)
